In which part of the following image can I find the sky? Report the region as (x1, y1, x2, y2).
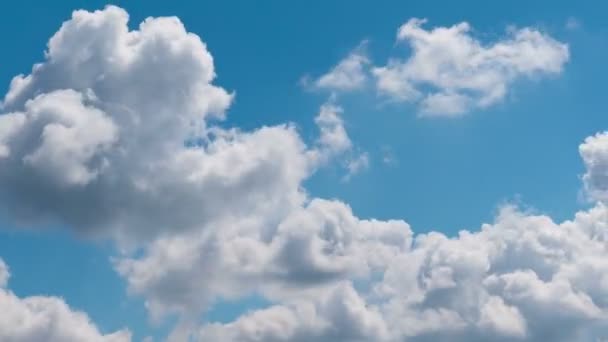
(1, 1, 608, 341)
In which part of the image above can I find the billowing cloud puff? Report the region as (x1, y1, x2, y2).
(116, 198, 411, 320)
(198, 282, 389, 342)
(189, 204, 608, 342)
(0, 258, 131, 342)
(314, 19, 568, 116)
(0, 6, 357, 245)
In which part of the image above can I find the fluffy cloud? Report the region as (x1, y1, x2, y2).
(0, 6, 358, 245)
(313, 19, 568, 116)
(373, 18, 569, 116)
(190, 204, 608, 342)
(0, 5, 234, 242)
(313, 46, 370, 92)
(198, 283, 389, 342)
(0, 258, 130, 342)
(116, 198, 411, 320)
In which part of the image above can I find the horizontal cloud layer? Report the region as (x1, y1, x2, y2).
(0, 5, 605, 342)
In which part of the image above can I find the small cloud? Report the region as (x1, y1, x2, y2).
(308, 41, 371, 93)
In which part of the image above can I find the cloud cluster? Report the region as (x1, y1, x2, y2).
(0, 6, 357, 245)
(1, 5, 606, 342)
(193, 204, 608, 341)
(314, 19, 569, 116)
(0, 258, 131, 342)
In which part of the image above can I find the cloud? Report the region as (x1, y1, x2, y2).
(188, 204, 608, 342)
(372, 18, 569, 116)
(197, 282, 389, 342)
(310, 103, 353, 163)
(0, 6, 363, 245)
(308, 19, 568, 116)
(115, 198, 411, 320)
(312, 44, 370, 92)
(117, 132, 608, 341)
(0, 258, 131, 342)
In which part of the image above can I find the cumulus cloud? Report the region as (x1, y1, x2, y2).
(0, 258, 130, 342)
(373, 18, 569, 116)
(0, 6, 359, 245)
(115, 198, 411, 320)
(117, 138, 608, 341)
(197, 282, 389, 342)
(188, 204, 608, 342)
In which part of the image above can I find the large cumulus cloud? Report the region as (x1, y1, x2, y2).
(1, 5, 607, 342)
(190, 204, 608, 342)
(0, 6, 354, 244)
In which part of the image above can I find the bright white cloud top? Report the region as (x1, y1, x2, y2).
(0, 5, 606, 342)
(315, 18, 569, 116)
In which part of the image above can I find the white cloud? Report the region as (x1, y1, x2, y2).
(373, 18, 569, 116)
(0, 6, 313, 244)
(180, 202, 608, 341)
(308, 19, 568, 116)
(314, 104, 352, 155)
(115, 198, 411, 321)
(197, 282, 389, 342)
(312, 44, 370, 92)
(0, 6, 365, 246)
(0, 258, 131, 342)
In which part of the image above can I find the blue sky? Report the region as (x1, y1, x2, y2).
(1, 1, 608, 341)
